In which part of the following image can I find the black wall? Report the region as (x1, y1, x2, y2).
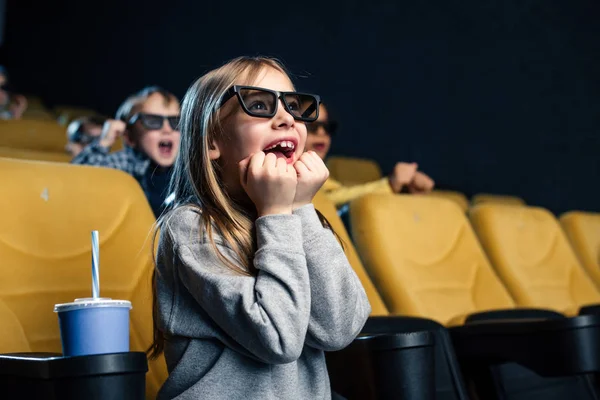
(3, 0, 599, 214)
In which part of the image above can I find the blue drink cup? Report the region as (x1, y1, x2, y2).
(54, 298, 132, 357)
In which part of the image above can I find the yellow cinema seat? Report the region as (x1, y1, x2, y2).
(349, 194, 515, 326)
(0, 298, 31, 354)
(313, 190, 388, 316)
(326, 156, 383, 186)
(470, 204, 600, 316)
(560, 211, 600, 290)
(426, 190, 469, 213)
(0, 158, 165, 399)
(0, 119, 67, 153)
(0, 146, 71, 163)
(472, 193, 525, 207)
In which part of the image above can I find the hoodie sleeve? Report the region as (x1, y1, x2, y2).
(293, 204, 371, 351)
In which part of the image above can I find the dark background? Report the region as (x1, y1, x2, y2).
(2, 0, 599, 214)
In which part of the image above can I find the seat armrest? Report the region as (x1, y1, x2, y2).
(450, 314, 600, 376)
(579, 304, 600, 316)
(327, 329, 435, 400)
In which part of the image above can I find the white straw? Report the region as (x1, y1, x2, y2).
(91, 230, 100, 299)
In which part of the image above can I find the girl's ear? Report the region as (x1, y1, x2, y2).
(208, 139, 221, 160)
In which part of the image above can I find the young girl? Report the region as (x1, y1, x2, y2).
(150, 56, 371, 399)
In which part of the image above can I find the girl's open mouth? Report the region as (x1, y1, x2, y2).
(263, 140, 296, 163)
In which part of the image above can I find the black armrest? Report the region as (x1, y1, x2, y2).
(361, 315, 445, 334)
(450, 313, 600, 377)
(327, 329, 435, 400)
(0, 352, 148, 399)
(465, 308, 565, 323)
(365, 315, 471, 399)
(579, 304, 600, 316)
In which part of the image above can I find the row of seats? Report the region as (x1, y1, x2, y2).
(317, 190, 600, 399)
(326, 155, 526, 212)
(319, 190, 600, 399)
(0, 119, 123, 162)
(341, 193, 600, 324)
(0, 156, 598, 399)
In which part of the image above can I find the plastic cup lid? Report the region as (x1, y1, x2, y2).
(54, 297, 132, 313)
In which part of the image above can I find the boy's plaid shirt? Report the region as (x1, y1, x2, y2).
(71, 143, 151, 181)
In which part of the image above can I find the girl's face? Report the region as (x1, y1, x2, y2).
(127, 92, 181, 167)
(211, 67, 307, 196)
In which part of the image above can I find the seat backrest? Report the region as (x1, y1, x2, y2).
(0, 146, 72, 163)
(470, 204, 600, 316)
(0, 158, 166, 399)
(425, 190, 469, 213)
(313, 191, 388, 316)
(0, 298, 31, 354)
(21, 110, 57, 121)
(472, 193, 525, 207)
(560, 211, 600, 291)
(326, 156, 383, 186)
(0, 120, 67, 153)
(350, 194, 515, 326)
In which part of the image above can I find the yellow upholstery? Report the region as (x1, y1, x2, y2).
(0, 158, 166, 398)
(350, 194, 515, 326)
(470, 205, 600, 316)
(0, 298, 31, 354)
(0, 146, 71, 163)
(0, 120, 67, 153)
(426, 190, 469, 213)
(472, 193, 525, 206)
(326, 156, 383, 186)
(313, 191, 388, 316)
(111, 136, 125, 153)
(21, 110, 57, 121)
(560, 211, 600, 290)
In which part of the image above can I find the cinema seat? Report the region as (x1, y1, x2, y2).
(0, 157, 165, 399)
(560, 211, 600, 291)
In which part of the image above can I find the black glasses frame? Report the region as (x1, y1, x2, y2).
(307, 121, 338, 136)
(128, 113, 180, 130)
(219, 85, 321, 122)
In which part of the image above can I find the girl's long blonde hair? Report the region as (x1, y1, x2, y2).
(147, 56, 338, 360)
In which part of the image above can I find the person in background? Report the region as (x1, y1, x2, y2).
(71, 86, 181, 218)
(65, 116, 107, 158)
(0, 66, 28, 120)
(305, 103, 435, 207)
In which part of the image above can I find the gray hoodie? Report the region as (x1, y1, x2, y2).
(155, 204, 371, 400)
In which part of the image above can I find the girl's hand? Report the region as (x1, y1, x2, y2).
(292, 151, 329, 209)
(239, 152, 297, 216)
